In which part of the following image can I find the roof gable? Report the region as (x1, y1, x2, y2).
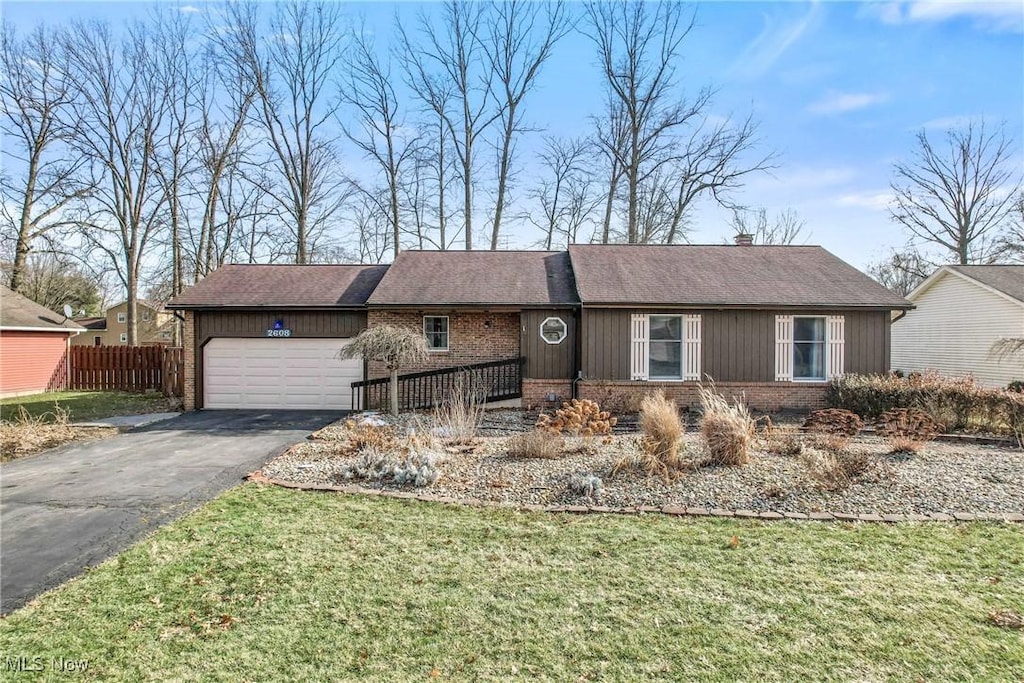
(367, 251, 578, 307)
(1, 287, 85, 332)
(568, 244, 912, 308)
(167, 264, 390, 309)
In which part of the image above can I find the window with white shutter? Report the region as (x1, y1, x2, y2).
(630, 314, 649, 380)
(684, 314, 702, 380)
(775, 315, 794, 381)
(826, 315, 845, 379)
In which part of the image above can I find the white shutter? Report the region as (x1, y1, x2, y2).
(683, 314, 702, 381)
(630, 314, 649, 380)
(775, 315, 793, 381)
(827, 315, 845, 379)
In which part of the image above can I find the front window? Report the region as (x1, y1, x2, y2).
(649, 315, 682, 379)
(793, 317, 826, 380)
(117, 312, 126, 323)
(423, 316, 449, 351)
(94, 336, 102, 346)
(119, 333, 128, 343)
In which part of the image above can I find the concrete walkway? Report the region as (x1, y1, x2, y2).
(0, 410, 341, 614)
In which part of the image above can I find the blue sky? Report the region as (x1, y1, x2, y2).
(3, 0, 1022, 271)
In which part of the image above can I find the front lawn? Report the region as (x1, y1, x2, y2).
(0, 391, 176, 424)
(1, 486, 1021, 681)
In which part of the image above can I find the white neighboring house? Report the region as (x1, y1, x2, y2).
(892, 265, 1024, 388)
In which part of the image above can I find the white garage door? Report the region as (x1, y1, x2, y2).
(204, 338, 361, 410)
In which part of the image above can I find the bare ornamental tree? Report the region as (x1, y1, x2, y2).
(339, 325, 428, 416)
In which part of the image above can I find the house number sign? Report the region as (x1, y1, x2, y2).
(266, 319, 292, 337)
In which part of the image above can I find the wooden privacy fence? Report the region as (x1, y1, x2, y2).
(70, 345, 184, 397)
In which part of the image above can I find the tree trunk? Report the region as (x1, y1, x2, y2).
(491, 118, 514, 250)
(389, 368, 399, 416)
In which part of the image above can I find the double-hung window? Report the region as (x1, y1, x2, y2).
(793, 317, 826, 381)
(630, 313, 702, 381)
(649, 315, 683, 379)
(775, 315, 844, 381)
(423, 316, 449, 351)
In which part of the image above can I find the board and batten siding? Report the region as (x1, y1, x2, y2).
(520, 309, 576, 380)
(582, 308, 892, 382)
(193, 310, 367, 409)
(892, 273, 1024, 387)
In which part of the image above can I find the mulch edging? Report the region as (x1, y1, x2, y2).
(246, 472, 1024, 524)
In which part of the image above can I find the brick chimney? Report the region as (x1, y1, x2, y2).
(734, 233, 754, 246)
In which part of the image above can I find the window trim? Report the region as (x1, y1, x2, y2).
(539, 316, 568, 345)
(119, 333, 128, 343)
(648, 314, 684, 381)
(423, 315, 449, 352)
(791, 315, 827, 382)
(116, 312, 126, 324)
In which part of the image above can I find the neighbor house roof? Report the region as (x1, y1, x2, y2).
(367, 251, 578, 307)
(567, 244, 913, 308)
(74, 317, 107, 330)
(943, 265, 1024, 305)
(0, 287, 85, 332)
(166, 264, 390, 309)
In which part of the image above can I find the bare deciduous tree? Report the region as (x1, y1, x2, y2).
(399, 1, 499, 250)
(61, 19, 170, 344)
(867, 248, 930, 296)
(482, 0, 570, 249)
(729, 206, 808, 245)
(890, 120, 1021, 265)
(0, 23, 92, 293)
(526, 137, 598, 248)
(340, 25, 418, 260)
(995, 191, 1024, 264)
(219, 0, 348, 264)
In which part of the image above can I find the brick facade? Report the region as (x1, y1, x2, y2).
(578, 380, 828, 413)
(366, 310, 520, 379)
(522, 379, 574, 410)
(182, 310, 196, 411)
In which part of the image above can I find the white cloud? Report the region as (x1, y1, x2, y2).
(863, 1, 1023, 34)
(178, 5, 202, 14)
(807, 91, 888, 115)
(836, 190, 894, 211)
(918, 114, 981, 130)
(728, 2, 823, 80)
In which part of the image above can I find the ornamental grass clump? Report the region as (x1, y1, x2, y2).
(434, 375, 486, 443)
(536, 398, 617, 437)
(698, 385, 754, 467)
(636, 392, 684, 474)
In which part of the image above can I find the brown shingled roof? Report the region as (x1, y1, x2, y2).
(1, 287, 85, 331)
(947, 265, 1024, 304)
(567, 244, 912, 308)
(367, 251, 578, 306)
(167, 264, 389, 308)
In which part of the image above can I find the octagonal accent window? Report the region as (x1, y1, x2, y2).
(540, 316, 567, 345)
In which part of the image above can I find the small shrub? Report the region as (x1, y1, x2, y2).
(803, 408, 863, 436)
(761, 421, 803, 456)
(807, 432, 852, 453)
(801, 448, 875, 491)
(1007, 380, 1024, 393)
(537, 399, 617, 437)
(877, 408, 941, 453)
(698, 385, 754, 467)
(335, 445, 441, 488)
(392, 452, 440, 487)
(567, 472, 603, 501)
(506, 429, 563, 459)
(0, 404, 85, 461)
(338, 419, 397, 455)
(638, 392, 684, 472)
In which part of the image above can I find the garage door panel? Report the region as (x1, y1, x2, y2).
(204, 338, 361, 410)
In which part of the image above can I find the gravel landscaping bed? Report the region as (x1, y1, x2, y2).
(261, 412, 1024, 515)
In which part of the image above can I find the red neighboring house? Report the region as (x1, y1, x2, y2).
(1, 287, 84, 398)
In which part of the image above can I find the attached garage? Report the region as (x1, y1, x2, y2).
(204, 338, 361, 410)
(167, 264, 389, 411)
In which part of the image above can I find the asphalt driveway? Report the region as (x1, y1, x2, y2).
(1, 410, 341, 614)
